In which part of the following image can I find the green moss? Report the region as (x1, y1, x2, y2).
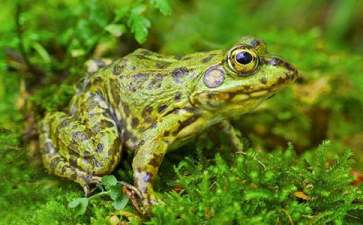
(147, 142, 363, 225)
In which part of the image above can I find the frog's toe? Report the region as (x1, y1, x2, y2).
(81, 175, 102, 196)
(142, 193, 160, 206)
(123, 185, 144, 215)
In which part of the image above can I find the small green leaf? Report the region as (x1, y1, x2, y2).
(130, 4, 147, 15)
(109, 185, 121, 200)
(101, 175, 118, 188)
(68, 197, 89, 216)
(32, 42, 51, 63)
(127, 4, 150, 44)
(129, 15, 151, 44)
(112, 196, 129, 210)
(115, 6, 130, 21)
(150, 0, 172, 16)
(105, 24, 126, 37)
(70, 48, 86, 57)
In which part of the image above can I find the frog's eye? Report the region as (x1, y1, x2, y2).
(227, 47, 259, 75)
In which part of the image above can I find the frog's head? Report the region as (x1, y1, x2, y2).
(190, 36, 298, 117)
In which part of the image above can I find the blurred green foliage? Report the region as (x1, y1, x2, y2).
(1, 0, 363, 224)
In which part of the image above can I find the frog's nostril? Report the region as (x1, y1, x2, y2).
(268, 57, 282, 66)
(268, 57, 298, 78)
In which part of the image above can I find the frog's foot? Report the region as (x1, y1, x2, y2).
(123, 185, 144, 215)
(80, 175, 102, 196)
(122, 185, 160, 216)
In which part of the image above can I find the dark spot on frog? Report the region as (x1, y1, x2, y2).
(158, 104, 168, 113)
(155, 61, 171, 69)
(91, 76, 103, 87)
(59, 119, 70, 128)
(164, 131, 170, 136)
(173, 115, 199, 135)
(96, 143, 104, 153)
(149, 153, 163, 167)
(260, 77, 267, 84)
(135, 140, 145, 149)
(277, 77, 286, 86)
(112, 64, 124, 75)
(142, 106, 153, 117)
(142, 106, 154, 125)
(131, 117, 140, 128)
(133, 73, 147, 81)
(100, 119, 115, 129)
(83, 151, 92, 158)
(129, 73, 148, 92)
(72, 131, 88, 141)
(201, 55, 214, 63)
(144, 116, 154, 125)
(174, 92, 182, 101)
(92, 158, 102, 168)
(147, 73, 163, 89)
(244, 85, 251, 91)
(172, 67, 189, 83)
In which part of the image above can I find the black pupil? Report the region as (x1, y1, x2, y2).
(236, 51, 253, 64)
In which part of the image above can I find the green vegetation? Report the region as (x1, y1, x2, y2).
(1, 0, 363, 224)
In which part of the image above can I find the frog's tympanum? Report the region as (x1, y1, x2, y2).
(39, 36, 298, 211)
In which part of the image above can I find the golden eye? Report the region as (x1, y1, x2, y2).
(227, 47, 259, 75)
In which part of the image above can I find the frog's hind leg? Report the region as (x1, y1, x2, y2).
(39, 93, 123, 195)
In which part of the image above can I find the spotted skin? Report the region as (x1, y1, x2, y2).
(39, 36, 298, 211)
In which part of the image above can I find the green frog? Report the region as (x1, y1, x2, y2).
(39, 36, 298, 211)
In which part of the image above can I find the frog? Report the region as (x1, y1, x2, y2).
(38, 36, 298, 212)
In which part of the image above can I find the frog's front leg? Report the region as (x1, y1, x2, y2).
(132, 138, 169, 207)
(39, 91, 122, 195)
(219, 120, 245, 152)
(131, 110, 197, 210)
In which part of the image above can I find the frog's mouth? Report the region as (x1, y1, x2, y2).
(190, 57, 298, 109)
(214, 64, 297, 104)
(231, 57, 298, 100)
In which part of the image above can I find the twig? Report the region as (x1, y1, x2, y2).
(281, 208, 295, 225)
(236, 151, 266, 169)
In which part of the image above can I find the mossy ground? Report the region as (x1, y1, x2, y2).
(1, 0, 363, 224)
